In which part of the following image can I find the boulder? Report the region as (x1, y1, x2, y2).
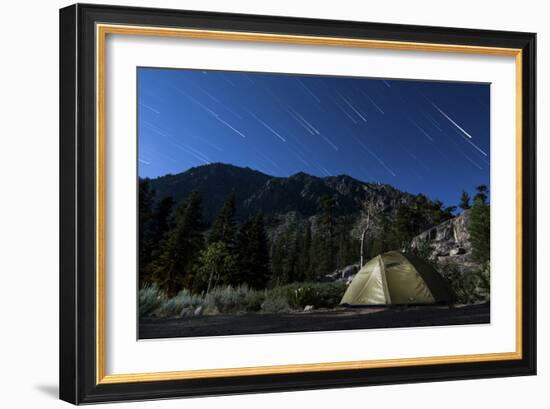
(179, 307, 194, 318)
(194, 305, 204, 316)
(341, 264, 359, 279)
(323, 263, 360, 282)
(411, 209, 482, 274)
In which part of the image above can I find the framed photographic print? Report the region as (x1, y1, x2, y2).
(59, 3, 536, 404)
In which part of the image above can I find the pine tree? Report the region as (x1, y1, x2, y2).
(469, 186, 490, 264)
(301, 223, 313, 280)
(292, 223, 314, 282)
(138, 179, 155, 285)
(152, 197, 175, 239)
(153, 191, 204, 297)
(148, 197, 175, 256)
(207, 192, 239, 285)
(335, 216, 358, 269)
(474, 185, 489, 204)
(318, 195, 336, 274)
(415, 194, 430, 227)
(459, 190, 471, 210)
(248, 213, 270, 288)
(140, 196, 175, 286)
(393, 205, 418, 249)
(431, 199, 456, 225)
(234, 216, 270, 288)
(391, 197, 455, 251)
(209, 192, 237, 246)
(235, 218, 253, 285)
(285, 227, 299, 283)
(443, 205, 457, 219)
(271, 226, 298, 285)
(370, 211, 395, 256)
(270, 234, 284, 286)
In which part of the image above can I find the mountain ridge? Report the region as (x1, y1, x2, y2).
(144, 163, 424, 224)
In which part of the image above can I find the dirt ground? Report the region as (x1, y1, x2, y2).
(139, 302, 490, 339)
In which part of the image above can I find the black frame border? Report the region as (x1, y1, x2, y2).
(59, 3, 536, 404)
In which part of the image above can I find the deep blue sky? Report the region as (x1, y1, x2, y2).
(138, 67, 490, 208)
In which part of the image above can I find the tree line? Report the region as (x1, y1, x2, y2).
(365, 185, 490, 264)
(139, 181, 271, 297)
(139, 179, 490, 297)
(270, 197, 360, 285)
(364, 193, 457, 259)
(139, 180, 359, 296)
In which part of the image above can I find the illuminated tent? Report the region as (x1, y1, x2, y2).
(340, 251, 454, 306)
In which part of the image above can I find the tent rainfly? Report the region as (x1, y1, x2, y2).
(340, 251, 454, 306)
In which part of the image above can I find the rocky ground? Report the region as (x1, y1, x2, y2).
(139, 302, 489, 339)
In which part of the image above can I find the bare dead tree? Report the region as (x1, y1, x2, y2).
(359, 199, 376, 267)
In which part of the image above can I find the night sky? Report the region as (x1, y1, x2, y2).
(137, 67, 490, 208)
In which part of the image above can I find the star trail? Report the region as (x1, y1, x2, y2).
(138, 68, 490, 207)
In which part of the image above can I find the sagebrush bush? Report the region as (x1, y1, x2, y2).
(138, 285, 164, 318)
(205, 285, 265, 314)
(155, 289, 203, 318)
(139, 281, 348, 318)
(243, 289, 265, 312)
(260, 292, 291, 313)
(276, 282, 347, 310)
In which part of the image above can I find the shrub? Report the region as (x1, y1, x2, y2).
(281, 282, 347, 309)
(260, 292, 291, 313)
(205, 285, 265, 314)
(442, 262, 490, 305)
(138, 285, 164, 318)
(155, 289, 203, 318)
(309, 282, 347, 308)
(139, 281, 348, 318)
(462, 264, 490, 304)
(410, 240, 434, 262)
(243, 289, 265, 312)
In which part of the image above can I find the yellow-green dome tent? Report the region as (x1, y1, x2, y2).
(340, 251, 454, 306)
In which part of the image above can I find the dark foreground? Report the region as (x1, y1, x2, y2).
(139, 303, 490, 339)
